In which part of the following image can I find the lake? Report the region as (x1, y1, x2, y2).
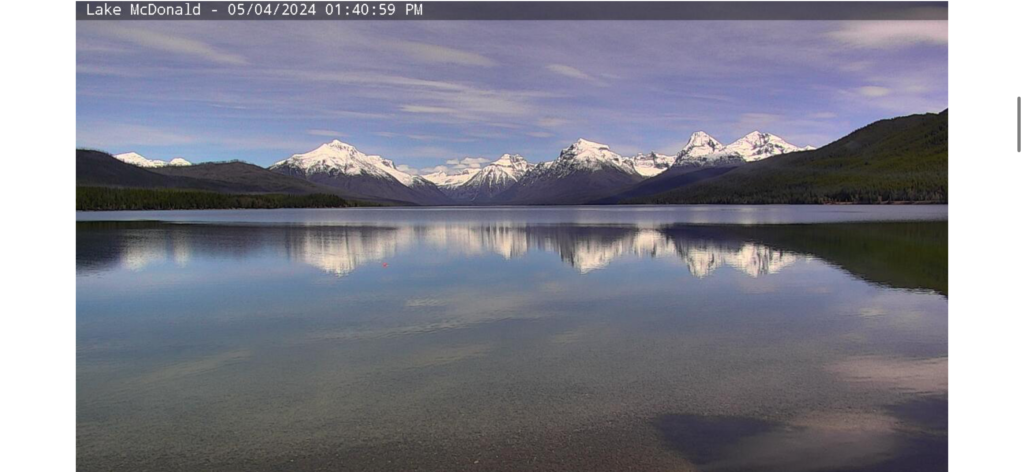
(77, 206, 948, 471)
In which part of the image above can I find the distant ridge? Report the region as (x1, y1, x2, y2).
(76, 149, 379, 203)
(77, 149, 190, 189)
(151, 161, 352, 195)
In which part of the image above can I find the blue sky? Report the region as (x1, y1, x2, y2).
(77, 19, 947, 174)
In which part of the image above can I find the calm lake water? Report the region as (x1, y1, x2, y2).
(77, 206, 948, 472)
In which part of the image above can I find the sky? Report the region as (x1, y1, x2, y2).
(77, 18, 947, 175)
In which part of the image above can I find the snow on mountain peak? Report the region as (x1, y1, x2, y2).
(465, 153, 534, 187)
(628, 152, 675, 177)
(494, 153, 528, 166)
(689, 130, 714, 141)
(677, 132, 725, 159)
(491, 153, 532, 174)
(737, 131, 775, 146)
(327, 139, 353, 148)
(422, 168, 481, 188)
(570, 138, 610, 151)
(674, 130, 813, 164)
(425, 153, 537, 201)
(720, 131, 813, 162)
(114, 152, 153, 167)
(554, 139, 638, 175)
(113, 152, 191, 168)
(271, 140, 421, 187)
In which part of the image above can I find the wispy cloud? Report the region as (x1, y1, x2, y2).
(389, 40, 496, 67)
(731, 113, 784, 135)
(545, 64, 607, 86)
(827, 21, 947, 49)
(306, 129, 346, 138)
(395, 164, 420, 175)
(857, 86, 891, 98)
(101, 24, 247, 65)
(274, 69, 467, 91)
(376, 131, 475, 143)
(76, 64, 152, 78)
(445, 157, 491, 169)
(214, 136, 324, 151)
(405, 146, 461, 160)
(537, 117, 570, 128)
(78, 122, 198, 148)
(400, 105, 461, 114)
(77, 121, 319, 153)
(422, 165, 449, 174)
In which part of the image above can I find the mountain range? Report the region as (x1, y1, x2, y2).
(631, 110, 948, 204)
(261, 131, 809, 205)
(77, 110, 947, 207)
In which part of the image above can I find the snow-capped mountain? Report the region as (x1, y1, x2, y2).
(269, 140, 451, 205)
(424, 153, 534, 203)
(493, 139, 645, 204)
(453, 154, 534, 203)
(479, 153, 533, 182)
(676, 132, 726, 161)
(113, 152, 192, 168)
(717, 131, 814, 162)
(422, 168, 481, 188)
(549, 139, 639, 175)
(627, 152, 675, 177)
(674, 131, 813, 166)
(270, 140, 399, 181)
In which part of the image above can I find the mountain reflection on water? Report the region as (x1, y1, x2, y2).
(77, 220, 946, 294)
(76, 214, 946, 472)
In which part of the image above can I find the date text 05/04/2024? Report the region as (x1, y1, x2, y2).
(83, 3, 425, 18)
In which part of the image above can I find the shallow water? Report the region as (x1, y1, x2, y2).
(77, 206, 947, 471)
